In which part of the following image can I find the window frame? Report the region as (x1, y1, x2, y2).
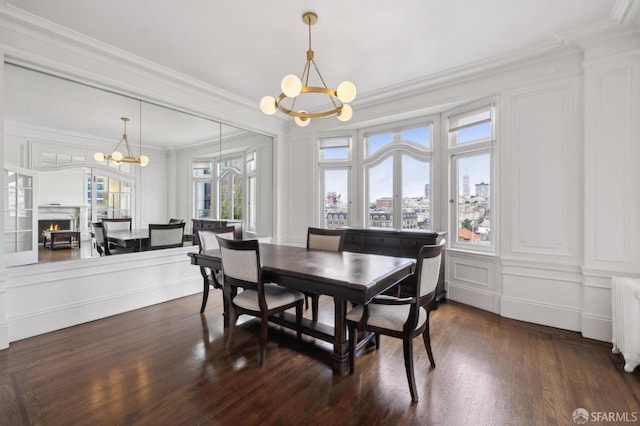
(446, 101, 496, 252)
(361, 118, 435, 230)
(316, 132, 355, 228)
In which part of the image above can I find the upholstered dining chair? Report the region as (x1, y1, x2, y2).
(305, 227, 346, 321)
(217, 237, 304, 367)
(101, 217, 132, 231)
(197, 226, 236, 313)
(92, 222, 134, 256)
(346, 239, 446, 402)
(168, 218, 184, 224)
(148, 222, 186, 249)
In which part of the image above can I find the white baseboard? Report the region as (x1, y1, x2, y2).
(0, 323, 8, 350)
(582, 313, 612, 342)
(501, 296, 581, 332)
(447, 283, 499, 313)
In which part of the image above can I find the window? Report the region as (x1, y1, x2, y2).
(315, 104, 496, 254)
(447, 104, 495, 249)
(86, 170, 132, 221)
(363, 122, 433, 229)
(193, 162, 212, 218)
(217, 156, 243, 220)
(246, 152, 257, 232)
(192, 152, 255, 223)
(318, 135, 352, 229)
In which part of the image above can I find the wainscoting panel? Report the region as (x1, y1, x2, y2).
(446, 251, 499, 313)
(501, 263, 583, 332)
(6, 247, 202, 343)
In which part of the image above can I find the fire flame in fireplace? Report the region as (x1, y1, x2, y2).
(47, 224, 60, 231)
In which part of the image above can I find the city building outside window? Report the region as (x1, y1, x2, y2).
(318, 135, 352, 229)
(447, 102, 495, 250)
(363, 121, 433, 230)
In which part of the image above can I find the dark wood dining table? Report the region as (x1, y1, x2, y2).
(189, 243, 415, 374)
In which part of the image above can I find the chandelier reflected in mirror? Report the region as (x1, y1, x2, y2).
(259, 11, 356, 127)
(94, 117, 149, 166)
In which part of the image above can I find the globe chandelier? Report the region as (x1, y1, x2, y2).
(94, 117, 149, 166)
(259, 11, 357, 127)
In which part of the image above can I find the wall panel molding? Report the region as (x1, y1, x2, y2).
(584, 53, 640, 275)
(502, 79, 581, 262)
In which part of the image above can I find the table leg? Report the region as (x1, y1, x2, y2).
(331, 297, 349, 375)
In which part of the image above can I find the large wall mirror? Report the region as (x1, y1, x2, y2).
(4, 62, 273, 265)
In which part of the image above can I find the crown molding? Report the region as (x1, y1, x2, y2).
(611, 0, 640, 25)
(356, 40, 580, 109)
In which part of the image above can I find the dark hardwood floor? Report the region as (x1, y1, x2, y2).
(1, 292, 638, 425)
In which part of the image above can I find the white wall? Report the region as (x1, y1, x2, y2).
(0, 6, 639, 350)
(582, 35, 640, 340)
(37, 169, 85, 205)
(275, 28, 640, 342)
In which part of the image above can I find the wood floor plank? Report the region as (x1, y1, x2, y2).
(0, 293, 638, 425)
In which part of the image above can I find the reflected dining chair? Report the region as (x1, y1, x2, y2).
(197, 226, 236, 313)
(346, 239, 445, 402)
(217, 237, 304, 367)
(93, 222, 134, 256)
(305, 227, 346, 321)
(148, 222, 186, 249)
(102, 217, 132, 231)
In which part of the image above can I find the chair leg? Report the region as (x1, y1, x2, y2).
(259, 315, 269, 367)
(200, 283, 210, 313)
(295, 302, 303, 343)
(403, 337, 418, 402)
(348, 323, 357, 374)
(226, 305, 236, 349)
(311, 295, 319, 322)
(375, 333, 380, 349)
(422, 313, 436, 368)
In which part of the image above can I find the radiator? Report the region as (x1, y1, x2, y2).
(611, 277, 640, 372)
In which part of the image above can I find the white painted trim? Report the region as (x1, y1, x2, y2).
(501, 296, 581, 332)
(447, 283, 499, 314)
(582, 312, 612, 342)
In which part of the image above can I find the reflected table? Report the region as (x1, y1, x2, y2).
(43, 230, 81, 250)
(107, 228, 149, 250)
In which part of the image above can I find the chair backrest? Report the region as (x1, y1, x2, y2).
(148, 223, 185, 249)
(307, 227, 346, 252)
(415, 239, 446, 303)
(92, 222, 106, 255)
(102, 218, 132, 231)
(198, 226, 236, 253)
(168, 218, 184, 224)
(216, 237, 261, 286)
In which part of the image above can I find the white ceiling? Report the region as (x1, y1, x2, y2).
(3, 0, 624, 146)
(7, 0, 619, 101)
